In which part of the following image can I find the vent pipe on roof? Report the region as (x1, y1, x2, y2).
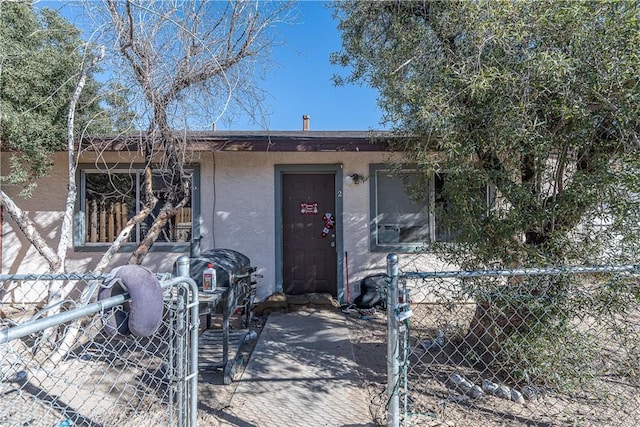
(302, 115, 310, 131)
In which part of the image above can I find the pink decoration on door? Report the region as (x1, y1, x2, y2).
(300, 202, 319, 214)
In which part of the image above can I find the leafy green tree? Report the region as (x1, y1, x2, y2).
(333, 0, 640, 268)
(0, 2, 106, 196)
(333, 0, 640, 388)
(1, 2, 108, 359)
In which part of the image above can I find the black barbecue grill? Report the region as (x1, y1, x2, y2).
(175, 248, 257, 384)
(187, 248, 255, 291)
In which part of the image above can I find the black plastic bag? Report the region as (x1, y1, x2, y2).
(353, 273, 389, 309)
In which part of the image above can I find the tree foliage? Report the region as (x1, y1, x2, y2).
(333, 0, 640, 389)
(333, 0, 640, 269)
(0, 2, 106, 196)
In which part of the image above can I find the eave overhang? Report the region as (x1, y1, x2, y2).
(80, 130, 394, 152)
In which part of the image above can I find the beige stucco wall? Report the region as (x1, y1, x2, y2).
(204, 151, 387, 300)
(1, 149, 449, 301)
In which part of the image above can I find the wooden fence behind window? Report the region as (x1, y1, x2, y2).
(85, 199, 191, 243)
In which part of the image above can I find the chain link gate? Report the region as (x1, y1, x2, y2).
(0, 270, 199, 427)
(386, 254, 640, 427)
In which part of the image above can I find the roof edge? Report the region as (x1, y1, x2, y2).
(80, 130, 396, 152)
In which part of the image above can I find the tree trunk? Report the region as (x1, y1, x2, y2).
(128, 198, 188, 265)
(43, 47, 105, 360)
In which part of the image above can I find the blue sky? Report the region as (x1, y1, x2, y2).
(240, 1, 384, 131)
(40, 1, 384, 132)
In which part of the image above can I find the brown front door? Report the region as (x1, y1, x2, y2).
(282, 173, 337, 296)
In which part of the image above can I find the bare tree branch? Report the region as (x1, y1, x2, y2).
(101, 0, 294, 264)
(0, 190, 60, 271)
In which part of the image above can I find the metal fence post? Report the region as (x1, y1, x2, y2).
(176, 255, 190, 278)
(387, 253, 400, 427)
(175, 255, 200, 427)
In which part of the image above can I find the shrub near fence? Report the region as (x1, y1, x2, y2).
(0, 272, 199, 427)
(386, 255, 640, 427)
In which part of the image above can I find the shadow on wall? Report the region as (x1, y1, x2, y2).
(3, 211, 68, 274)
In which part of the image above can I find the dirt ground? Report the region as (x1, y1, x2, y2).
(340, 308, 390, 426)
(345, 305, 640, 427)
(196, 305, 640, 427)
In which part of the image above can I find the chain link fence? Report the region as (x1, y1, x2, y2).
(386, 254, 640, 427)
(0, 270, 199, 427)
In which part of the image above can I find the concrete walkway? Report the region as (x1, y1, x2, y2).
(219, 309, 375, 427)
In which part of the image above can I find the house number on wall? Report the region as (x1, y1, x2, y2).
(300, 202, 318, 214)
